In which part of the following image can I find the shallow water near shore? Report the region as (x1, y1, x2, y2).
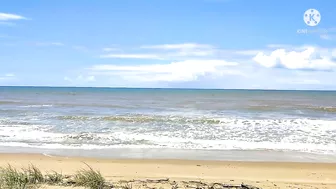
(2, 147, 336, 163)
(1, 86, 336, 162)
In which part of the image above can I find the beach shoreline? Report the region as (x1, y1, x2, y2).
(2, 146, 336, 163)
(1, 153, 336, 188)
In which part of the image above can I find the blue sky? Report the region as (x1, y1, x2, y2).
(1, 0, 336, 89)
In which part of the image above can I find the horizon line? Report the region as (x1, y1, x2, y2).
(0, 85, 335, 92)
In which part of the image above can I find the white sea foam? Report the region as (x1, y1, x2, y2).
(0, 117, 336, 155)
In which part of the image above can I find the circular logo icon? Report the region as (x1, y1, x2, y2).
(304, 9, 321, 27)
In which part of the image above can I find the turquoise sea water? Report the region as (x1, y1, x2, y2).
(0, 87, 336, 161)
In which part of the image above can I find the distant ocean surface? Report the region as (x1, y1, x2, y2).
(1, 86, 336, 161)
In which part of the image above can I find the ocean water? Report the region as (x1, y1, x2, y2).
(1, 86, 336, 161)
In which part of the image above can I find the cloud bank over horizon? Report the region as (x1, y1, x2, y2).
(55, 43, 336, 90)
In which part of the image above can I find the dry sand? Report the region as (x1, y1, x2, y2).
(0, 153, 336, 189)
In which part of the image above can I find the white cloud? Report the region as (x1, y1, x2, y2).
(100, 53, 164, 59)
(90, 59, 241, 82)
(100, 51, 216, 59)
(50, 42, 64, 46)
(173, 49, 214, 57)
(253, 47, 336, 71)
(5, 73, 15, 77)
(87, 76, 96, 81)
(77, 75, 95, 81)
(72, 45, 88, 52)
(0, 13, 26, 21)
(320, 34, 330, 40)
(141, 43, 214, 50)
(0, 34, 11, 38)
(36, 42, 64, 46)
(99, 43, 271, 61)
(102, 48, 119, 52)
(277, 78, 321, 85)
(100, 43, 275, 61)
(234, 50, 261, 56)
(266, 44, 293, 49)
(81, 75, 94, 81)
(100, 43, 218, 59)
(64, 75, 95, 83)
(320, 34, 336, 40)
(0, 73, 16, 81)
(63, 77, 72, 81)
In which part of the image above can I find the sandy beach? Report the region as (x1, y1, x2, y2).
(0, 153, 335, 189)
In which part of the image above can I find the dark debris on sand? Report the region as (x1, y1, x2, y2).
(110, 178, 262, 189)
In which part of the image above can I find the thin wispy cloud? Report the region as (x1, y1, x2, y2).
(102, 47, 119, 52)
(320, 34, 336, 40)
(100, 43, 217, 60)
(0, 13, 27, 27)
(50, 42, 64, 46)
(0, 73, 16, 81)
(5, 73, 15, 77)
(35, 42, 64, 46)
(100, 53, 164, 59)
(0, 21, 16, 26)
(72, 45, 89, 52)
(141, 43, 214, 50)
(233, 50, 262, 56)
(0, 13, 26, 21)
(64, 75, 96, 83)
(277, 78, 321, 85)
(99, 43, 275, 60)
(266, 44, 294, 49)
(89, 59, 241, 82)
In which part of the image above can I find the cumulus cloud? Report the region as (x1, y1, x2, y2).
(253, 47, 336, 71)
(0, 13, 26, 21)
(89, 59, 242, 82)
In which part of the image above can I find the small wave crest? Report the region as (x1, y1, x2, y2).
(57, 115, 223, 124)
(0, 100, 21, 105)
(308, 106, 336, 113)
(20, 104, 53, 108)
